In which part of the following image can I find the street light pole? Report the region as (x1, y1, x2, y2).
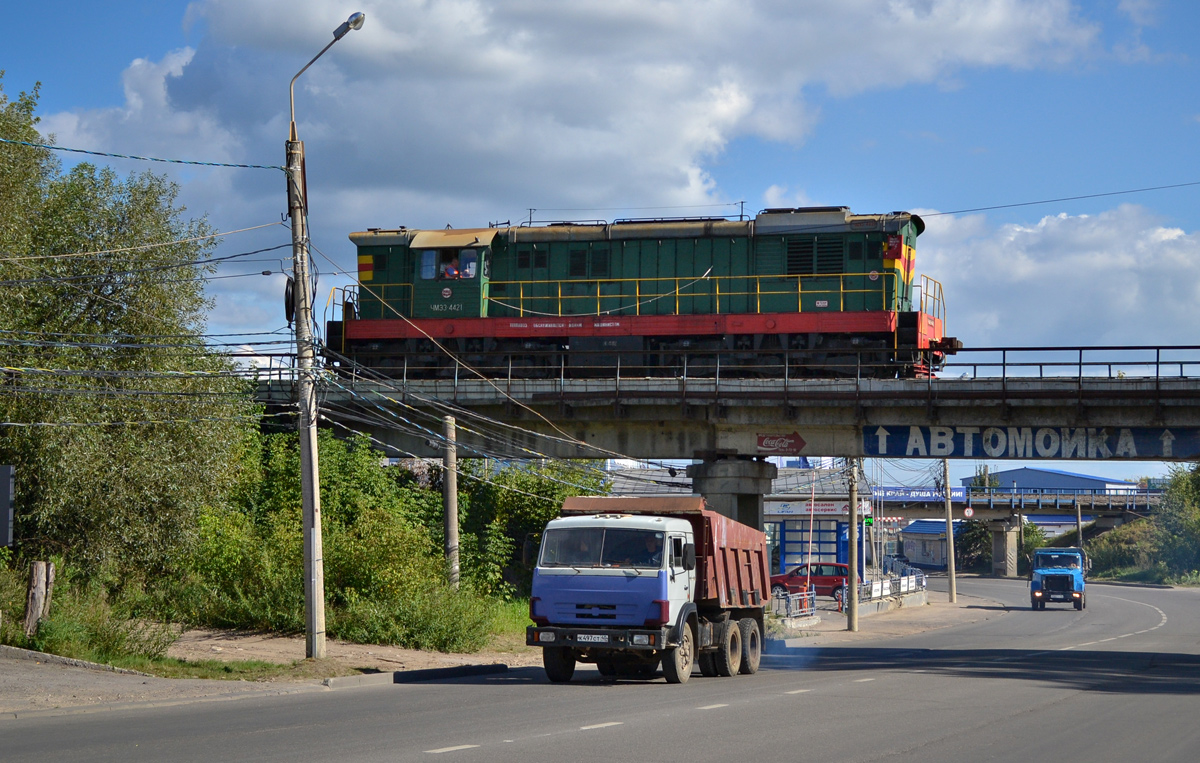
(287, 11, 365, 660)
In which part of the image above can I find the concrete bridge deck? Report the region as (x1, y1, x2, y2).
(256, 344, 1200, 460)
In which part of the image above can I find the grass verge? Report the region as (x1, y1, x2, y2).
(106, 655, 363, 681)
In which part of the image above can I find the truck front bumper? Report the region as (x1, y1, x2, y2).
(526, 626, 672, 651)
(1032, 590, 1082, 603)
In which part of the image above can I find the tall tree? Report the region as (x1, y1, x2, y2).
(0, 75, 257, 577)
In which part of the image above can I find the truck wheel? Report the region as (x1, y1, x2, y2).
(1082, 594, 1087, 610)
(595, 658, 617, 678)
(662, 624, 695, 684)
(1031, 599, 1038, 611)
(738, 618, 762, 675)
(1074, 598, 1083, 611)
(714, 621, 742, 677)
(698, 652, 718, 677)
(543, 647, 576, 683)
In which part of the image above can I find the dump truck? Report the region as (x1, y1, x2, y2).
(1029, 547, 1088, 610)
(526, 496, 770, 684)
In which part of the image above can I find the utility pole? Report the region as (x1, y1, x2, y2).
(444, 416, 460, 588)
(846, 458, 859, 632)
(1076, 497, 1084, 551)
(285, 11, 365, 661)
(287, 132, 326, 660)
(943, 458, 956, 603)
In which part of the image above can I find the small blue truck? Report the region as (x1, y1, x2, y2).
(1029, 547, 1087, 610)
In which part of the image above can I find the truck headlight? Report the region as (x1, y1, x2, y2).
(538, 631, 556, 642)
(1033, 591, 1042, 597)
(632, 634, 650, 645)
(1072, 592, 1081, 598)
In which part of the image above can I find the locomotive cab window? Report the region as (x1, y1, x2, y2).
(422, 249, 478, 280)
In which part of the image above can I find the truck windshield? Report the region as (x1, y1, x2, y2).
(540, 528, 665, 569)
(1034, 553, 1080, 569)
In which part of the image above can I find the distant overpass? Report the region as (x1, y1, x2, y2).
(260, 344, 1200, 461)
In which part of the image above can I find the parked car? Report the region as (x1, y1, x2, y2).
(770, 563, 850, 602)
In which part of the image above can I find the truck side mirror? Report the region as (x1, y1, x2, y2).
(683, 543, 696, 571)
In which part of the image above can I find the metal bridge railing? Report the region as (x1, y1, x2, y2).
(945, 345, 1200, 380)
(772, 589, 817, 619)
(854, 569, 927, 604)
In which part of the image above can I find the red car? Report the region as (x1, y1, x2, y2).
(770, 563, 850, 602)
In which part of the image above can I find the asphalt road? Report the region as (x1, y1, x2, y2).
(4, 578, 1200, 762)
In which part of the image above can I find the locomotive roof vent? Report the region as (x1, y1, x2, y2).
(755, 206, 850, 232)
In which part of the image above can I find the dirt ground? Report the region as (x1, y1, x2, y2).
(166, 627, 544, 673)
(1, 587, 1007, 719)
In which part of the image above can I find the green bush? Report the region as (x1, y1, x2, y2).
(0, 560, 174, 662)
(1087, 519, 1154, 575)
(163, 432, 505, 652)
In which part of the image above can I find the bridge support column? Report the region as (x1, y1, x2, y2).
(989, 520, 1020, 578)
(687, 457, 778, 531)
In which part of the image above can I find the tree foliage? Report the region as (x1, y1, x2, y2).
(0, 75, 257, 577)
(1151, 465, 1200, 576)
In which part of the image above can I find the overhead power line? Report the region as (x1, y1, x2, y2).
(0, 222, 285, 263)
(925, 180, 1200, 217)
(0, 137, 284, 173)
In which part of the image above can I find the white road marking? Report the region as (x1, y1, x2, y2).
(698, 704, 729, 710)
(580, 722, 623, 730)
(425, 744, 480, 754)
(853, 678, 875, 683)
(785, 689, 811, 694)
(1056, 595, 1168, 652)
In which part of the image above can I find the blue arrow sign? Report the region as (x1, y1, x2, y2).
(863, 426, 1200, 460)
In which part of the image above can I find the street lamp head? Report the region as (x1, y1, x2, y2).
(334, 12, 366, 40)
(291, 11, 366, 138)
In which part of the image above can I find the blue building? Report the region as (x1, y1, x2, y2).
(959, 467, 1137, 494)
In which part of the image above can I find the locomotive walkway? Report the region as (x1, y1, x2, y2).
(257, 344, 1200, 461)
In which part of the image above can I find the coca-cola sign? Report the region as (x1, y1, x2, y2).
(757, 432, 807, 454)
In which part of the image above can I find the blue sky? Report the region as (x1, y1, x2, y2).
(3, 1, 1198, 485)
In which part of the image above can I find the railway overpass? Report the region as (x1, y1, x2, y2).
(259, 345, 1193, 570)
(260, 345, 1200, 462)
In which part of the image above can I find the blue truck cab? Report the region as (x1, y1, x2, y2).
(1029, 547, 1087, 611)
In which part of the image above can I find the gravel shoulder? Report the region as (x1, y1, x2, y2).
(2, 589, 1000, 719)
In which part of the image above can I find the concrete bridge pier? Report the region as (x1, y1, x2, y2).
(687, 456, 778, 531)
(990, 519, 1020, 578)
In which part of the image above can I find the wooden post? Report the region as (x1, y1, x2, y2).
(23, 561, 54, 638)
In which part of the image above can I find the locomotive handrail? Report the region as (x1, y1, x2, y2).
(481, 271, 901, 318)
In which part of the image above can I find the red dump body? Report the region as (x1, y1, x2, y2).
(559, 496, 770, 610)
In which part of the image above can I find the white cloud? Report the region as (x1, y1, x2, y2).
(918, 205, 1200, 346)
(1118, 0, 1160, 27)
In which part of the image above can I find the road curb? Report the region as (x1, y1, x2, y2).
(322, 663, 508, 689)
(0, 644, 151, 677)
(1088, 580, 1174, 590)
